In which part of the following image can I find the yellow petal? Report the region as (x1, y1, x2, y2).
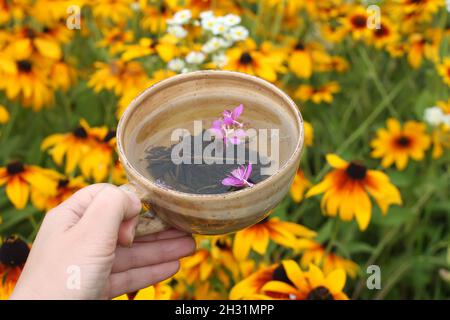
(6, 176, 30, 209)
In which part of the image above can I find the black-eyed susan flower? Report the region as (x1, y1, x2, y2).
(367, 17, 399, 49)
(232, 217, 316, 261)
(31, 176, 86, 211)
(97, 27, 134, 55)
(0, 104, 9, 124)
(92, 0, 133, 24)
(290, 170, 311, 203)
(88, 59, 149, 96)
(41, 119, 94, 174)
(297, 239, 359, 278)
(341, 6, 369, 40)
(80, 128, 116, 182)
(295, 82, 340, 104)
(223, 39, 285, 83)
(306, 154, 402, 231)
(0, 52, 54, 111)
(140, 1, 176, 33)
(0, 236, 29, 299)
(437, 58, 450, 87)
(0, 162, 59, 209)
(407, 30, 442, 69)
(229, 263, 277, 299)
(288, 42, 313, 79)
(370, 118, 431, 170)
(259, 261, 349, 300)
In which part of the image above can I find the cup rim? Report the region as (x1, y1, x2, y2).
(117, 70, 304, 200)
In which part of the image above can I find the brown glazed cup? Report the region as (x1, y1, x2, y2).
(117, 70, 304, 236)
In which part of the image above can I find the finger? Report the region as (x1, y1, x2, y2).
(134, 228, 190, 243)
(112, 236, 195, 273)
(107, 261, 180, 299)
(76, 184, 142, 236)
(117, 215, 139, 247)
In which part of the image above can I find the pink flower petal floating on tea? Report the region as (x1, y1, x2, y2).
(223, 104, 244, 127)
(210, 104, 247, 146)
(222, 163, 254, 188)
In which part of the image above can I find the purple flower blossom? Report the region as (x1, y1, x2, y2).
(210, 104, 247, 145)
(222, 163, 254, 188)
(223, 104, 244, 127)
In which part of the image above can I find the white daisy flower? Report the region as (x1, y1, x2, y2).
(201, 16, 216, 31)
(202, 37, 227, 53)
(212, 53, 228, 68)
(227, 26, 249, 41)
(200, 10, 214, 20)
(211, 18, 229, 35)
(223, 14, 241, 26)
(167, 58, 186, 72)
(424, 106, 445, 126)
(168, 9, 192, 25)
(186, 51, 206, 64)
(168, 25, 187, 39)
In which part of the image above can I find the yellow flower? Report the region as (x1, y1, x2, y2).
(370, 118, 431, 170)
(97, 27, 134, 55)
(80, 128, 116, 182)
(231, 261, 349, 300)
(306, 154, 402, 231)
(232, 217, 316, 261)
(295, 82, 340, 104)
(0, 53, 54, 111)
(31, 176, 86, 211)
(288, 42, 313, 79)
(121, 34, 179, 62)
(0, 236, 29, 300)
(113, 282, 173, 300)
(140, 1, 176, 33)
(229, 264, 278, 300)
(0, 104, 9, 124)
(290, 170, 311, 203)
(407, 30, 442, 69)
(437, 58, 450, 87)
(341, 6, 369, 40)
(0, 162, 59, 209)
(7, 27, 62, 60)
(304, 121, 314, 146)
(297, 239, 359, 278)
(49, 60, 77, 91)
(0, 0, 30, 24)
(259, 261, 349, 300)
(112, 160, 127, 185)
(41, 119, 94, 174)
(92, 0, 133, 24)
(223, 39, 285, 83)
(88, 59, 149, 96)
(366, 17, 399, 49)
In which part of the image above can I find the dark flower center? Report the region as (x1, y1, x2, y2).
(103, 130, 116, 142)
(396, 136, 411, 147)
(6, 161, 25, 175)
(160, 4, 167, 14)
(216, 239, 229, 250)
(239, 52, 253, 65)
(25, 28, 36, 38)
(17, 60, 32, 73)
(295, 42, 305, 50)
(0, 236, 30, 267)
(307, 286, 334, 300)
(73, 127, 88, 138)
(43, 27, 51, 33)
(351, 15, 367, 28)
(57, 179, 69, 189)
(375, 25, 389, 37)
(346, 162, 367, 180)
(272, 264, 295, 286)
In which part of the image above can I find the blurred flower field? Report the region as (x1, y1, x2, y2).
(1, 0, 450, 300)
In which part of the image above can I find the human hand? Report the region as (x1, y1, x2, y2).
(10, 184, 196, 300)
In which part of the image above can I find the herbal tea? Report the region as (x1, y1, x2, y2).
(145, 132, 269, 194)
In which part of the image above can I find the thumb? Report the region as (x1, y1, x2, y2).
(74, 185, 142, 243)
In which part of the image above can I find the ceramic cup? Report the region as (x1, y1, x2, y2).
(117, 70, 304, 236)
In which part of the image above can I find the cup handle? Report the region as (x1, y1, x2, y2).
(119, 183, 170, 236)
